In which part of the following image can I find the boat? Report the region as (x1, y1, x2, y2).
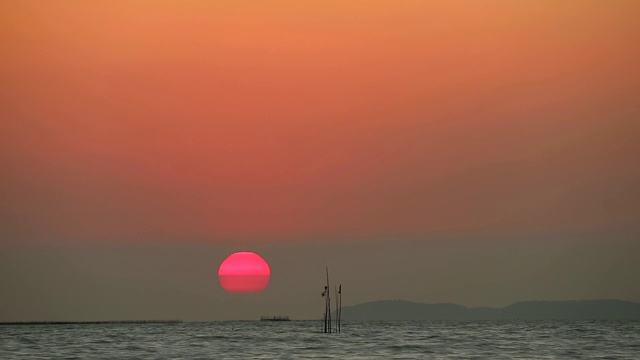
(260, 315, 290, 321)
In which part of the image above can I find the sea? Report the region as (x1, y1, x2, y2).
(1, 320, 639, 359)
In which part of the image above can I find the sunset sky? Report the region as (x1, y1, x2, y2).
(1, 1, 639, 321)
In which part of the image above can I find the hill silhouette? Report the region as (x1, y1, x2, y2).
(339, 300, 640, 320)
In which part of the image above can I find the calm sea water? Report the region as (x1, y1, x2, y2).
(1, 320, 639, 359)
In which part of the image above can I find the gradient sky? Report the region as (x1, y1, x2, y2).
(1, 1, 639, 321)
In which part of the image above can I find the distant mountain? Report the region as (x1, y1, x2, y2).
(339, 300, 640, 320)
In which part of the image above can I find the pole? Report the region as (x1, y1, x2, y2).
(326, 267, 331, 333)
(333, 285, 340, 332)
(338, 284, 342, 333)
(323, 287, 327, 333)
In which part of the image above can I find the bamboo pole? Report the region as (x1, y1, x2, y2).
(323, 290, 327, 333)
(326, 267, 331, 333)
(338, 284, 342, 333)
(333, 285, 339, 332)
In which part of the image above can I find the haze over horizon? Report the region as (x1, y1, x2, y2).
(2, 1, 639, 321)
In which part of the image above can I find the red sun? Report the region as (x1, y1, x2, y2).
(218, 251, 271, 293)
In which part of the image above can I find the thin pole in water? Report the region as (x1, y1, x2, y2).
(322, 284, 328, 333)
(333, 285, 339, 332)
(325, 266, 331, 333)
(338, 284, 342, 333)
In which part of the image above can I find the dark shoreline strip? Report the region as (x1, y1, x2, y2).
(0, 320, 182, 325)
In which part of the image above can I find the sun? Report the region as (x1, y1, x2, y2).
(218, 251, 271, 293)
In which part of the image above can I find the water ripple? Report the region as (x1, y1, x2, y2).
(1, 320, 639, 359)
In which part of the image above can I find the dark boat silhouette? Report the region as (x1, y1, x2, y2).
(260, 315, 290, 321)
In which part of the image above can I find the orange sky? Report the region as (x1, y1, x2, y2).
(2, 1, 639, 243)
